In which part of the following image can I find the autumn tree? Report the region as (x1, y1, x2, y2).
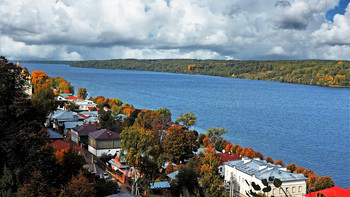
(162, 125, 198, 164)
(307, 174, 319, 191)
(206, 126, 227, 145)
(60, 171, 94, 197)
(286, 163, 297, 172)
(214, 139, 228, 152)
(265, 156, 274, 164)
(77, 88, 88, 99)
(274, 159, 285, 167)
(57, 146, 85, 183)
(198, 133, 206, 146)
(314, 176, 334, 191)
(121, 126, 162, 181)
(176, 111, 197, 129)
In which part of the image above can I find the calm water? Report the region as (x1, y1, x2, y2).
(24, 63, 350, 188)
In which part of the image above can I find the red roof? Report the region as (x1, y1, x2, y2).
(305, 186, 350, 197)
(51, 140, 83, 151)
(216, 153, 241, 163)
(77, 113, 89, 119)
(65, 96, 83, 100)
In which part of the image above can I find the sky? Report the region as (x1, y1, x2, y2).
(0, 0, 349, 60)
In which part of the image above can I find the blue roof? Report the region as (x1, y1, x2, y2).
(224, 157, 308, 182)
(150, 181, 171, 189)
(167, 170, 179, 180)
(47, 129, 64, 139)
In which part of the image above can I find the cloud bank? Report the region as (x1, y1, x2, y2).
(0, 0, 348, 60)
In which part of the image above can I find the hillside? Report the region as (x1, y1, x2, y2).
(71, 59, 350, 87)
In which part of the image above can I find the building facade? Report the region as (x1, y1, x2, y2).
(224, 157, 308, 197)
(88, 129, 121, 156)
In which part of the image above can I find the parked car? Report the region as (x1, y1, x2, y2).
(103, 172, 110, 179)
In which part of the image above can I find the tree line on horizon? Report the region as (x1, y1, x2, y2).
(70, 59, 350, 88)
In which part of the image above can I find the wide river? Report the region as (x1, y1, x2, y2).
(24, 63, 350, 188)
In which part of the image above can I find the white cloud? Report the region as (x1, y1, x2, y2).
(0, 0, 348, 60)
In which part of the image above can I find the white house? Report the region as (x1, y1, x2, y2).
(88, 129, 121, 157)
(224, 157, 308, 197)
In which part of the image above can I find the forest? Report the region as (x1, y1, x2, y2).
(71, 59, 350, 88)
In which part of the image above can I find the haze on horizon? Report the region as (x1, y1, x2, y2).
(0, 0, 349, 61)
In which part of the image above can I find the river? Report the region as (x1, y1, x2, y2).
(23, 63, 350, 188)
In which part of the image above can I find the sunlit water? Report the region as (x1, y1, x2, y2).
(24, 63, 350, 188)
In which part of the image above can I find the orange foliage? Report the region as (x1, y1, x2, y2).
(338, 61, 343, 64)
(235, 146, 243, 155)
(308, 174, 319, 190)
(165, 161, 174, 174)
(203, 137, 210, 147)
(122, 106, 136, 116)
(64, 89, 70, 93)
(225, 143, 234, 153)
(302, 169, 315, 178)
(294, 167, 306, 174)
(265, 156, 274, 164)
(273, 159, 285, 167)
(55, 148, 68, 163)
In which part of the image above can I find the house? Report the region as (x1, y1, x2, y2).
(224, 157, 308, 197)
(108, 152, 134, 185)
(56, 96, 69, 110)
(149, 181, 172, 196)
(88, 129, 121, 157)
(75, 100, 97, 111)
(65, 95, 83, 101)
(71, 123, 100, 148)
(47, 129, 64, 141)
(216, 152, 241, 177)
(304, 186, 350, 197)
(51, 110, 79, 133)
(167, 170, 179, 183)
(64, 121, 84, 137)
(51, 139, 83, 153)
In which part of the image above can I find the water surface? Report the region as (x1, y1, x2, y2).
(24, 63, 350, 188)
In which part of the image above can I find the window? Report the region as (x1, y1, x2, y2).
(292, 187, 295, 193)
(279, 189, 282, 194)
(273, 189, 276, 194)
(299, 186, 302, 192)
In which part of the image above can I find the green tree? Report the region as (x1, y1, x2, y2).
(77, 88, 88, 99)
(99, 110, 123, 133)
(314, 176, 334, 191)
(176, 111, 197, 129)
(155, 108, 172, 123)
(162, 125, 199, 164)
(94, 179, 120, 197)
(206, 126, 227, 145)
(17, 170, 56, 197)
(31, 86, 57, 117)
(173, 166, 200, 197)
(0, 57, 59, 193)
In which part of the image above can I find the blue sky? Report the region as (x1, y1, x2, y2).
(326, 0, 349, 21)
(0, 0, 349, 60)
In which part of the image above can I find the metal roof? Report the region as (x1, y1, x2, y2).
(224, 157, 308, 182)
(150, 181, 171, 189)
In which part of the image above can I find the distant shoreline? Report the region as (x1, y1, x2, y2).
(20, 59, 350, 88)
